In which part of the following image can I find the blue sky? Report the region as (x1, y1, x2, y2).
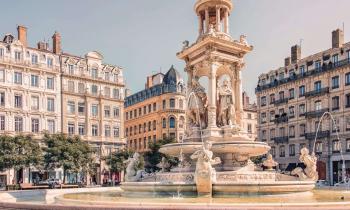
(1, 0, 350, 100)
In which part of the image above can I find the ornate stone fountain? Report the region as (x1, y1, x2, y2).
(121, 0, 317, 197)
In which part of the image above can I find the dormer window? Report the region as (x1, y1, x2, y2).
(68, 64, 74, 75)
(299, 65, 305, 75)
(315, 60, 321, 71)
(91, 68, 98, 79)
(15, 51, 21, 62)
(279, 73, 284, 80)
(31, 54, 38, 65)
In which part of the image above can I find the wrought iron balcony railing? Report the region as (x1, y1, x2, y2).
(274, 116, 289, 124)
(305, 87, 329, 98)
(305, 108, 329, 118)
(271, 136, 289, 144)
(305, 130, 330, 140)
(274, 98, 289, 106)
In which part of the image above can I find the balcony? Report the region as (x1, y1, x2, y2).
(274, 115, 289, 124)
(305, 130, 330, 140)
(274, 98, 289, 106)
(271, 136, 289, 144)
(255, 58, 350, 93)
(305, 87, 329, 98)
(305, 108, 329, 118)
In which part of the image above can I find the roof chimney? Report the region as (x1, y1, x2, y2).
(291, 45, 301, 64)
(285, 57, 291, 67)
(332, 29, 344, 48)
(52, 31, 61, 54)
(17, 25, 27, 47)
(145, 76, 153, 89)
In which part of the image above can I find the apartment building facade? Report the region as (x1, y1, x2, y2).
(0, 26, 125, 185)
(256, 29, 350, 185)
(124, 66, 186, 153)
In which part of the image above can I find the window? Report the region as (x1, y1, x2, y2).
(68, 64, 74, 75)
(0, 116, 4, 130)
(91, 68, 98, 79)
(169, 99, 176, 108)
(91, 85, 98, 96)
(104, 87, 110, 98)
(105, 125, 111, 137)
(113, 127, 120, 138)
(14, 117, 23, 132)
(148, 104, 152, 113)
(31, 118, 39, 133)
(279, 91, 284, 100)
(114, 74, 119, 82)
(279, 127, 286, 137)
(247, 124, 252, 133)
(0, 69, 4, 82)
(314, 81, 322, 91)
(68, 123, 75, 135)
(315, 60, 321, 70)
(262, 130, 267, 141)
(30, 75, 39, 87)
(346, 73, 350, 86)
(14, 72, 22, 84)
(300, 124, 306, 137)
(47, 98, 55, 112)
(332, 140, 341, 152)
(289, 126, 295, 138)
(346, 117, 350, 131)
(300, 65, 305, 75)
(169, 117, 176, 128)
(332, 96, 340, 110)
(270, 94, 275, 104)
(0, 92, 5, 106)
(0, 48, 3, 58)
(31, 96, 39, 110)
(148, 121, 152, 131)
(271, 146, 276, 157)
(92, 125, 98, 136)
(14, 94, 22, 108)
(78, 123, 85, 135)
(346, 139, 350, 151)
(162, 100, 166, 109)
(31, 54, 38, 65)
(105, 72, 110, 81)
(113, 89, 119, 99)
(104, 106, 111, 118)
(68, 81, 75, 92)
(153, 120, 157, 130)
(78, 83, 85, 94)
(153, 103, 157, 111)
(279, 145, 285, 157)
(47, 57, 53, 68)
(289, 106, 295, 117)
(261, 113, 267, 123)
(67, 101, 75, 114)
(47, 77, 54, 89)
(269, 111, 275, 122)
(261, 96, 267, 106)
(143, 106, 147, 115)
(15, 51, 21, 62)
(289, 88, 295, 99)
(346, 94, 350, 108)
(91, 104, 98, 117)
(112, 107, 119, 118)
(332, 76, 339, 89)
(299, 85, 305, 97)
(162, 118, 166, 128)
(78, 102, 85, 115)
(299, 104, 305, 116)
(315, 100, 322, 111)
(316, 142, 323, 153)
(332, 54, 339, 66)
(289, 144, 295, 156)
(270, 129, 275, 139)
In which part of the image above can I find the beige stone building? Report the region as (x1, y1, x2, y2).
(124, 66, 186, 153)
(242, 92, 257, 140)
(256, 29, 350, 184)
(0, 26, 62, 185)
(60, 50, 125, 184)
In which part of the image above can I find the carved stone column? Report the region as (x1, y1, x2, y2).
(216, 6, 221, 32)
(205, 9, 209, 33)
(224, 9, 229, 34)
(208, 63, 218, 128)
(198, 15, 203, 35)
(236, 70, 243, 126)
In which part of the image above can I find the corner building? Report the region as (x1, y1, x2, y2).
(124, 66, 186, 153)
(256, 29, 350, 185)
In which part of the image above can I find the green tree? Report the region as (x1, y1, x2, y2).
(104, 149, 133, 174)
(0, 135, 43, 175)
(43, 133, 94, 183)
(143, 138, 178, 173)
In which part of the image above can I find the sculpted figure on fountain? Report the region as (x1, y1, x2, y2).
(187, 77, 208, 129)
(124, 153, 144, 182)
(291, 148, 318, 181)
(263, 154, 278, 171)
(157, 157, 170, 173)
(191, 141, 221, 196)
(217, 79, 236, 127)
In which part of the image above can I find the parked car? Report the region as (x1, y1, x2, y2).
(316, 180, 329, 187)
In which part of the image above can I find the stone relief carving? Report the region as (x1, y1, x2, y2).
(291, 148, 318, 181)
(217, 79, 236, 127)
(191, 141, 221, 196)
(263, 154, 278, 171)
(187, 77, 208, 129)
(124, 153, 144, 182)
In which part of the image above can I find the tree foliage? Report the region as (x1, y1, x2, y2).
(143, 138, 179, 173)
(43, 133, 94, 183)
(104, 149, 133, 173)
(0, 135, 43, 172)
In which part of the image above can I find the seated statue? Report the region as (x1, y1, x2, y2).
(124, 153, 144, 182)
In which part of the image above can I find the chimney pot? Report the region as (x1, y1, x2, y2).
(17, 25, 27, 47)
(285, 57, 291, 67)
(52, 31, 61, 54)
(332, 29, 344, 48)
(291, 45, 301, 64)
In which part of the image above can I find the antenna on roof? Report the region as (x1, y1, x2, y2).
(299, 39, 303, 49)
(159, 67, 162, 73)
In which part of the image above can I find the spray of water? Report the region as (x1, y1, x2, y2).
(312, 111, 346, 182)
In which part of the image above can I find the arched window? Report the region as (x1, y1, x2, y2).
(169, 117, 176, 128)
(162, 118, 166, 128)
